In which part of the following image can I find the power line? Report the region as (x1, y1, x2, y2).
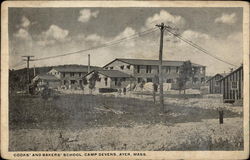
(11, 61, 26, 68)
(165, 28, 238, 67)
(33, 27, 158, 61)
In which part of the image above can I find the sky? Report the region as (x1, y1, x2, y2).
(9, 7, 243, 75)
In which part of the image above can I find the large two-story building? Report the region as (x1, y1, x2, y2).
(102, 58, 206, 89)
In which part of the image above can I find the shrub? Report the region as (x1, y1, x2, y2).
(99, 88, 118, 93)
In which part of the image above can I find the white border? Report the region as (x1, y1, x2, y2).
(1, 1, 249, 159)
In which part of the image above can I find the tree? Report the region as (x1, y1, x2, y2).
(88, 71, 100, 94)
(82, 77, 88, 85)
(177, 61, 193, 94)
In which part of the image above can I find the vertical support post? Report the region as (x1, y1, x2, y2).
(88, 54, 90, 73)
(156, 23, 165, 112)
(27, 56, 30, 83)
(219, 110, 224, 124)
(22, 56, 34, 94)
(33, 65, 36, 77)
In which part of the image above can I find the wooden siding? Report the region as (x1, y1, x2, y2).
(208, 74, 223, 94)
(221, 66, 243, 102)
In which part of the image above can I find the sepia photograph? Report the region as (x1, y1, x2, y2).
(1, 1, 249, 159)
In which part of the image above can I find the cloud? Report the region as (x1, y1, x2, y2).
(113, 27, 137, 47)
(181, 30, 211, 43)
(78, 9, 99, 23)
(215, 13, 237, 24)
(20, 16, 31, 28)
(13, 28, 31, 40)
(145, 10, 185, 28)
(86, 34, 103, 42)
(165, 30, 243, 75)
(37, 25, 69, 46)
(114, 27, 136, 40)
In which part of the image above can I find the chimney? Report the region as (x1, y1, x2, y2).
(230, 68, 233, 73)
(88, 54, 90, 73)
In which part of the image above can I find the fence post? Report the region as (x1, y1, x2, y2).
(219, 110, 224, 124)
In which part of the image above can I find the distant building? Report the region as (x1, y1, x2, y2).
(102, 58, 206, 89)
(32, 65, 100, 90)
(32, 74, 60, 90)
(219, 66, 243, 103)
(83, 70, 132, 91)
(207, 73, 227, 94)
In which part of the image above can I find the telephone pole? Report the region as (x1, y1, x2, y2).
(33, 65, 36, 77)
(88, 54, 90, 73)
(22, 56, 34, 94)
(156, 23, 172, 112)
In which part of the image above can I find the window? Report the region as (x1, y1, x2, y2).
(166, 79, 172, 83)
(114, 78, 118, 86)
(146, 66, 152, 73)
(231, 81, 238, 90)
(63, 80, 67, 85)
(200, 67, 204, 74)
(137, 78, 142, 83)
(104, 78, 108, 86)
(120, 65, 124, 70)
(127, 65, 131, 69)
(147, 78, 152, 82)
(70, 80, 76, 84)
(62, 73, 65, 78)
(193, 67, 197, 74)
(193, 77, 198, 84)
(70, 73, 74, 77)
(215, 81, 220, 86)
(201, 77, 205, 83)
(110, 67, 113, 70)
(137, 65, 140, 73)
(176, 67, 179, 73)
(79, 73, 81, 77)
(166, 67, 170, 73)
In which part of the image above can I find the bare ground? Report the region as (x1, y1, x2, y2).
(9, 93, 243, 151)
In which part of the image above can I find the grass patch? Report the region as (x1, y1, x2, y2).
(9, 94, 240, 130)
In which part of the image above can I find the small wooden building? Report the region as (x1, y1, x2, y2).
(219, 66, 243, 103)
(83, 69, 133, 93)
(207, 73, 227, 94)
(32, 74, 61, 90)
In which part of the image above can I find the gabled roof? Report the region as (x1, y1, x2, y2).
(207, 73, 228, 82)
(33, 74, 59, 81)
(52, 65, 101, 73)
(219, 65, 243, 81)
(103, 58, 205, 67)
(84, 70, 132, 78)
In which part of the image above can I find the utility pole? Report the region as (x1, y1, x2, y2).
(33, 65, 36, 77)
(88, 54, 90, 73)
(22, 56, 34, 94)
(156, 23, 172, 112)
